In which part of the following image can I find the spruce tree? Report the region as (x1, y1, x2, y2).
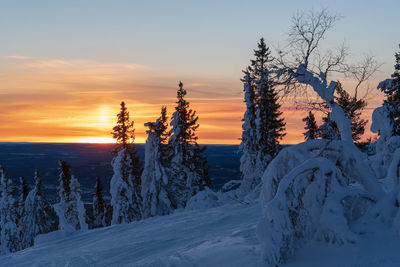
(380, 45, 400, 136)
(240, 38, 286, 192)
(319, 82, 367, 141)
(54, 160, 87, 231)
(92, 176, 107, 228)
(0, 168, 20, 254)
(21, 169, 57, 247)
(318, 115, 339, 140)
(141, 106, 173, 217)
(110, 101, 142, 224)
(168, 82, 210, 209)
(254, 39, 285, 164)
(302, 111, 319, 140)
(335, 82, 368, 141)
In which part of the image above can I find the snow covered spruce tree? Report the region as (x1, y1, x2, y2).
(239, 38, 286, 193)
(302, 111, 319, 140)
(110, 101, 142, 224)
(21, 169, 57, 247)
(54, 160, 87, 231)
(378, 44, 400, 136)
(92, 176, 108, 228)
(141, 106, 173, 217)
(168, 82, 210, 209)
(0, 166, 20, 254)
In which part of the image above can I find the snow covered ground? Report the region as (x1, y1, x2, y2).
(2, 201, 400, 266)
(0, 202, 261, 267)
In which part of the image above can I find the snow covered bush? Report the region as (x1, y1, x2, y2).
(185, 187, 222, 210)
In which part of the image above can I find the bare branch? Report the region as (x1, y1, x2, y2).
(288, 9, 339, 66)
(346, 55, 382, 99)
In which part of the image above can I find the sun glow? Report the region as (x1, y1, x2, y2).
(77, 137, 116, 144)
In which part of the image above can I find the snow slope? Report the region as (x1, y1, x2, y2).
(0, 203, 261, 267)
(2, 201, 400, 266)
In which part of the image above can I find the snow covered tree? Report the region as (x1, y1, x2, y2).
(0, 167, 20, 254)
(379, 44, 400, 136)
(239, 75, 258, 193)
(168, 82, 210, 209)
(17, 176, 29, 220)
(302, 111, 319, 140)
(54, 160, 87, 231)
(240, 38, 286, 193)
(258, 10, 386, 266)
(141, 106, 173, 217)
(92, 176, 107, 228)
(110, 101, 142, 224)
(21, 169, 57, 247)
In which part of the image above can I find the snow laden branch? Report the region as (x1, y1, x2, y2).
(258, 157, 358, 266)
(258, 141, 381, 266)
(296, 64, 353, 142)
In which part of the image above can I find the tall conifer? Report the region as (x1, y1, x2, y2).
(110, 101, 142, 224)
(168, 82, 210, 208)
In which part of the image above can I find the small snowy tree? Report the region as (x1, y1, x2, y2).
(21, 169, 57, 247)
(18, 177, 29, 219)
(302, 111, 319, 140)
(110, 101, 142, 224)
(0, 167, 20, 254)
(378, 44, 400, 136)
(318, 114, 339, 140)
(141, 107, 173, 217)
(92, 176, 107, 228)
(168, 82, 210, 209)
(54, 160, 87, 231)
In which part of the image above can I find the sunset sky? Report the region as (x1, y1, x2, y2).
(0, 0, 399, 144)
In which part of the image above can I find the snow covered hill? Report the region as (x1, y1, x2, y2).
(2, 200, 400, 266)
(0, 202, 261, 267)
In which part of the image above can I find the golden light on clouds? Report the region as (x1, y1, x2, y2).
(0, 56, 384, 144)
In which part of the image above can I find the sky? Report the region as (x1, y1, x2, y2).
(0, 0, 399, 144)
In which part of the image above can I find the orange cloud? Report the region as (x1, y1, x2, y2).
(0, 57, 385, 144)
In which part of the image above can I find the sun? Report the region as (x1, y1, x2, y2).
(77, 137, 116, 144)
